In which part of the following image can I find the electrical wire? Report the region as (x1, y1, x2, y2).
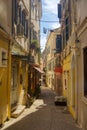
(41, 19, 59, 23)
(31, 18, 59, 23)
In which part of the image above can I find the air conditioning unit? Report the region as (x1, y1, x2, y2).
(17, 24, 24, 37)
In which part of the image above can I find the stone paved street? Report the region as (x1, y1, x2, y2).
(2, 86, 82, 130)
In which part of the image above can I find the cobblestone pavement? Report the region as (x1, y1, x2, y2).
(2, 86, 82, 130)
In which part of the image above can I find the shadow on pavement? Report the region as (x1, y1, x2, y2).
(2, 87, 82, 130)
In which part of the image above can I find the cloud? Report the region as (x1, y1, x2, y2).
(41, 0, 60, 28)
(51, 22, 60, 29)
(43, 0, 60, 15)
(40, 0, 60, 51)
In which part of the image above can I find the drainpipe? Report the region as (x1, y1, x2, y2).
(75, 52, 78, 123)
(7, 39, 11, 120)
(29, 0, 31, 49)
(73, 0, 78, 122)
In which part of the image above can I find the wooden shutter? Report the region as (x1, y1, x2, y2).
(65, 17, 69, 42)
(58, 4, 61, 19)
(56, 35, 62, 53)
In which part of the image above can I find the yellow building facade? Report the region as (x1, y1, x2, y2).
(62, 47, 76, 119)
(59, 0, 77, 119)
(0, 30, 11, 125)
(0, 0, 29, 124)
(0, 0, 42, 125)
(0, 0, 12, 125)
(45, 28, 62, 96)
(59, 1, 87, 125)
(10, 0, 29, 115)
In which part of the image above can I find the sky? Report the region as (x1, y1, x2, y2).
(40, 0, 60, 52)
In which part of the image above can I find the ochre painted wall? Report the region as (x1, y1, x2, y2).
(0, 38, 10, 124)
(63, 54, 71, 97)
(62, 53, 76, 118)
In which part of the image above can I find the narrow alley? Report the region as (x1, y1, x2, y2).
(2, 87, 82, 130)
(0, 0, 87, 130)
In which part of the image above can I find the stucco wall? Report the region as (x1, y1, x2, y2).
(77, 0, 87, 26)
(0, 38, 9, 124)
(78, 27, 87, 129)
(0, 0, 12, 34)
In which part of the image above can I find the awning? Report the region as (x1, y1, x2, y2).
(34, 66, 44, 74)
(11, 52, 28, 60)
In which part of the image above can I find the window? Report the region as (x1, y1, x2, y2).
(0, 48, 7, 67)
(2, 51, 7, 65)
(68, 0, 72, 35)
(58, 4, 61, 19)
(83, 48, 87, 97)
(22, 10, 25, 26)
(56, 35, 62, 53)
(31, 0, 34, 11)
(62, 30, 65, 50)
(18, 5, 22, 24)
(12, 0, 18, 33)
(35, 6, 37, 20)
(24, 19, 28, 37)
(65, 17, 69, 42)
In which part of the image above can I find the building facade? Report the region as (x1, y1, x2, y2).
(11, 0, 29, 113)
(28, 0, 42, 97)
(0, 0, 42, 125)
(45, 28, 62, 95)
(76, 0, 87, 129)
(58, 0, 78, 119)
(0, 0, 12, 125)
(58, 0, 87, 130)
(45, 30, 55, 90)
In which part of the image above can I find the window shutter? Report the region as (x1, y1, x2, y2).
(58, 4, 61, 19)
(12, 0, 15, 33)
(22, 10, 25, 26)
(65, 17, 69, 42)
(24, 19, 28, 37)
(12, 0, 18, 33)
(15, 0, 18, 24)
(26, 20, 28, 37)
(56, 35, 62, 53)
(19, 6, 22, 23)
(22, 10, 26, 27)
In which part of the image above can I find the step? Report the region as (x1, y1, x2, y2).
(11, 105, 26, 118)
